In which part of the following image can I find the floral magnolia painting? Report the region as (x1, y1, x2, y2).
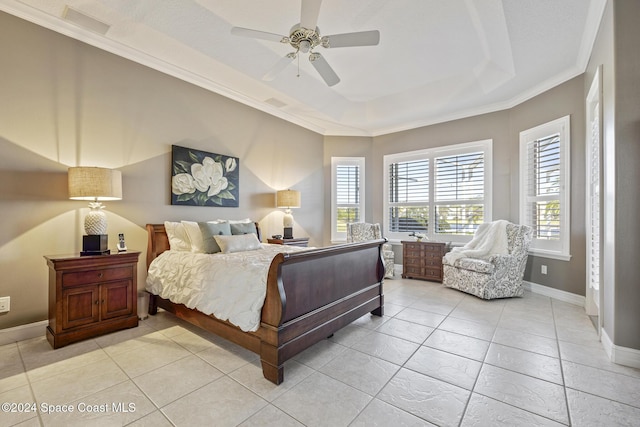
(171, 145, 239, 207)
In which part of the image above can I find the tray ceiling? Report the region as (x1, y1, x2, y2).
(1, 0, 606, 136)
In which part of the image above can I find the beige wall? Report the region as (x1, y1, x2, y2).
(509, 75, 586, 295)
(322, 136, 373, 244)
(0, 13, 323, 329)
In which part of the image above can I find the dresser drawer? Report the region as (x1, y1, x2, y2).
(62, 266, 132, 287)
(422, 244, 444, 254)
(404, 257, 423, 267)
(403, 242, 422, 252)
(422, 268, 442, 280)
(423, 258, 441, 267)
(404, 266, 424, 277)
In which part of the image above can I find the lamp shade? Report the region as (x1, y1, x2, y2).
(68, 167, 122, 201)
(275, 190, 301, 208)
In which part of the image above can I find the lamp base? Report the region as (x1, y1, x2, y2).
(283, 227, 293, 239)
(82, 235, 109, 256)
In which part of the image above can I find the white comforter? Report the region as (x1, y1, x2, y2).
(145, 244, 308, 332)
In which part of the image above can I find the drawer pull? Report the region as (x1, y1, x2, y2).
(98, 273, 103, 278)
(95, 300, 99, 305)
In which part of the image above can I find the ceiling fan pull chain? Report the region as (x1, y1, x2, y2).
(297, 52, 301, 78)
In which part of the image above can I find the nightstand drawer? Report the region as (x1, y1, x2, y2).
(62, 266, 132, 287)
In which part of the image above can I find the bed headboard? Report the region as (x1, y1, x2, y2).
(145, 222, 263, 268)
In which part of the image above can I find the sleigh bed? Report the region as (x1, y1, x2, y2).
(145, 223, 385, 384)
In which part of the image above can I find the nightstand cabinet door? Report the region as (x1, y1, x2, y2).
(101, 280, 134, 320)
(62, 285, 100, 330)
(45, 251, 140, 349)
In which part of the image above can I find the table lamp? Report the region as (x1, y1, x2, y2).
(276, 189, 301, 239)
(68, 167, 122, 255)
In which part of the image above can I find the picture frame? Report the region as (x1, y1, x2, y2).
(171, 145, 239, 207)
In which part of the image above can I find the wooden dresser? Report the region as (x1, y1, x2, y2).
(45, 251, 140, 349)
(401, 241, 449, 282)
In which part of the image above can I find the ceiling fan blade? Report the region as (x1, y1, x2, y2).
(230, 26, 288, 43)
(300, 0, 323, 29)
(323, 30, 380, 48)
(263, 53, 296, 81)
(309, 52, 340, 86)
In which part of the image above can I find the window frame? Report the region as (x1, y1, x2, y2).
(383, 139, 493, 243)
(519, 115, 571, 261)
(331, 157, 365, 242)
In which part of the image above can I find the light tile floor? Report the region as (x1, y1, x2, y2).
(2, 278, 640, 426)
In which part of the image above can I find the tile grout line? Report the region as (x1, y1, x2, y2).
(15, 341, 43, 427)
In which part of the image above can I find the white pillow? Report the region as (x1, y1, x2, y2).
(214, 234, 262, 254)
(164, 221, 191, 251)
(181, 221, 205, 253)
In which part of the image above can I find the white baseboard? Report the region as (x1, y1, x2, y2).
(601, 328, 640, 369)
(0, 320, 47, 346)
(522, 280, 585, 307)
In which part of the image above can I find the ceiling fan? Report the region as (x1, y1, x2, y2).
(230, 0, 380, 86)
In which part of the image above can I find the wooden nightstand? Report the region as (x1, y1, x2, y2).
(401, 241, 449, 282)
(267, 237, 309, 247)
(45, 251, 140, 349)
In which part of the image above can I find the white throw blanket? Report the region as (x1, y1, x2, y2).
(443, 220, 509, 265)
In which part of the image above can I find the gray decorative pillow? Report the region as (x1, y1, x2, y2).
(230, 222, 257, 236)
(198, 222, 232, 253)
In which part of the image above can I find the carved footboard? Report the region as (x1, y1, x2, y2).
(259, 240, 386, 383)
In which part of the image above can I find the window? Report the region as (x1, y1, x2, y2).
(331, 157, 365, 241)
(384, 140, 492, 242)
(519, 116, 571, 260)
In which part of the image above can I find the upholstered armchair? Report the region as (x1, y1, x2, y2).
(442, 223, 532, 299)
(347, 223, 395, 279)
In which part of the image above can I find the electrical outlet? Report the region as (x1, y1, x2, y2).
(541, 265, 547, 275)
(0, 296, 9, 313)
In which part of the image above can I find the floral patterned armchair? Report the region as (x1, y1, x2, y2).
(347, 223, 395, 279)
(442, 223, 532, 299)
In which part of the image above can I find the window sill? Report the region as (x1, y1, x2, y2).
(527, 249, 572, 261)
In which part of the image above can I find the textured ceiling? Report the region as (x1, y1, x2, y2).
(1, 0, 606, 136)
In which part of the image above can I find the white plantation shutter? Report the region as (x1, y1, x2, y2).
(524, 134, 561, 239)
(519, 116, 570, 260)
(588, 101, 601, 291)
(331, 157, 365, 241)
(387, 159, 429, 233)
(434, 151, 485, 235)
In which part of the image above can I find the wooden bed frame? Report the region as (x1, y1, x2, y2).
(145, 223, 385, 384)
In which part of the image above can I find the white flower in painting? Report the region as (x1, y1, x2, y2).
(172, 173, 196, 195)
(191, 158, 214, 192)
(225, 157, 237, 173)
(190, 157, 228, 197)
(208, 163, 228, 197)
